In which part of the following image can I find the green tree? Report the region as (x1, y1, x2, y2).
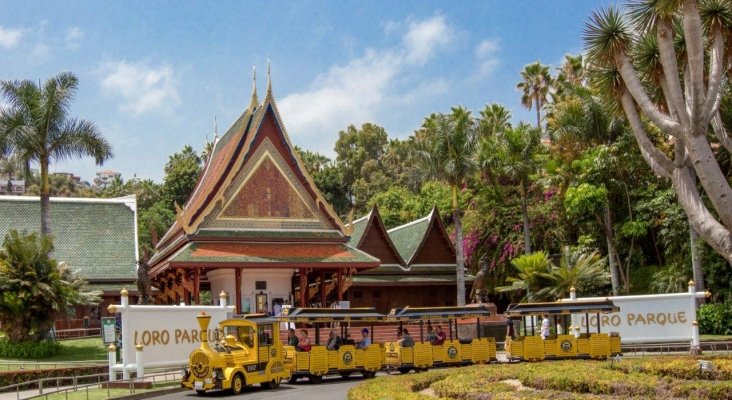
(480, 122, 542, 254)
(584, 2, 732, 266)
(0, 230, 100, 342)
(478, 103, 512, 139)
(517, 61, 552, 130)
(0, 72, 112, 236)
(540, 246, 609, 300)
(161, 145, 202, 211)
(497, 251, 553, 302)
(416, 107, 478, 306)
(334, 123, 388, 204)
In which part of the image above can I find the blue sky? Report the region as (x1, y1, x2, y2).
(0, 0, 618, 183)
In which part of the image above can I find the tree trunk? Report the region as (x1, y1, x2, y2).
(603, 205, 621, 296)
(40, 159, 51, 237)
(686, 167, 705, 302)
(520, 180, 532, 254)
(452, 185, 466, 307)
(535, 94, 542, 131)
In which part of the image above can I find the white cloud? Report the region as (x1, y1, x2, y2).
(0, 26, 22, 49)
(278, 15, 455, 154)
(474, 38, 500, 78)
(403, 15, 453, 65)
(65, 27, 83, 49)
(98, 60, 180, 115)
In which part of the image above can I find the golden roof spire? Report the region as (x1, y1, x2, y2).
(248, 65, 259, 109)
(266, 57, 272, 95)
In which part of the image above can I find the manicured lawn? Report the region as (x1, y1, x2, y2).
(0, 337, 106, 371)
(42, 382, 180, 400)
(349, 355, 732, 399)
(701, 334, 732, 341)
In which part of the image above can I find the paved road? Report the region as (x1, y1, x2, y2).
(148, 375, 366, 400)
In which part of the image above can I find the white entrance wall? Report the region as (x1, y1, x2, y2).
(206, 268, 295, 313)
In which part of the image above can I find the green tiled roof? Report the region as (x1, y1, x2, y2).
(86, 282, 137, 293)
(168, 242, 379, 264)
(387, 215, 430, 263)
(345, 214, 369, 247)
(0, 196, 138, 282)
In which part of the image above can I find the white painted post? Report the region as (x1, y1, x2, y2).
(108, 344, 117, 381)
(135, 344, 144, 378)
(569, 287, 579, 338)
(689, 280, 701, 353)
(120, 287, 130, 380)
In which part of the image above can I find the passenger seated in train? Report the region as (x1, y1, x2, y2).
(297, 329, 312, 352)
(426, 323, 437, 343)
(326, 329, 342, 350)
(400, 329, 415, 347)
(432, 325, 446, 345)
(356, 328, 370, 349)
(287, 328, 299, 347)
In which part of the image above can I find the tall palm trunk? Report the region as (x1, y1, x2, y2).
(603, 204, 621, 295)
(520, 180, 531, 254)
(452, 185, 466, 306)
(534, 94, 542, 130)
(40, 159, 51, 236)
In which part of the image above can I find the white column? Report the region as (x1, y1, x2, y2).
(689, 280, 700, 351)
(135, 344, 144, 378)
(207, 269, 236, 307)
(120, 287, 131, 380)
(108, 344, 117, 381)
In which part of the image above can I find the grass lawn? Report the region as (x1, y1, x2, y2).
(350, 355, 732, 399)
(42, 382, 180, 400)
(701, 334, 732, 341)
(0, 337, 106, 371)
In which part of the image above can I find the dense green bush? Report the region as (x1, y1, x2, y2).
(698, 302, 732, 335)
(0, 366, 107, 389)
(0, 340, 60, 359)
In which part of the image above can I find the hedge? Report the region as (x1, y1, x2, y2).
(0, 340, 60, 359)
(0, 366, 107, 391)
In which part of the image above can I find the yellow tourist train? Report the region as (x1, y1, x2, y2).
(504, 299, 622, 361)
(181, 312, 290, 394)
(182, 300, 621, 394)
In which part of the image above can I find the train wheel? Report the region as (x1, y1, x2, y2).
(271, 378, 281, 389)
(196, 390, 206, 395)
(289, 376, 299, 384)
(340, 372, 352, 379)
(364, 371, 376, 379)
(398, 367, 411, 375)
(230, 373, 244, 395)
(309, 374, 323, 384)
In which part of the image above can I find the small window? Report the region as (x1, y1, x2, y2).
(255, 281, 267, 290)
(353, 291, 362, 299)
(259, 324, 274, 346)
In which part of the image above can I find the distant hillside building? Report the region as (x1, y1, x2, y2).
(0, 195, 139, 327)
(95, 170, 121, 188)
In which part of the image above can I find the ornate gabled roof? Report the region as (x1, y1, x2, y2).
(150, 75, 353, 275)
(387, 207, 455, 266)
(346, 206, 404, 266)
(0, 195, 138, 282)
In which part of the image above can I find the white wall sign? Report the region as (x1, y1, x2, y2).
(563, 285, 707, 344)
(112, 293, 235, 371)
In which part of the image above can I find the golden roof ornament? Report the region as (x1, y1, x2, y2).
(266, 57, 272, 95)
(219, 290, 227, 299)
(248, 65, 259, 109)
(120, 287, 128, 296)
(688, 279, 695, 286)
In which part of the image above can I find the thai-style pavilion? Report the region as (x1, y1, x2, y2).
(345, 206, 473, 312)
(148, 73, 379, 313)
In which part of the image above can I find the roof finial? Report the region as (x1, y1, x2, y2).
(266, 57, 272, 95)
(213, 115, 218, 142)
(249, 65, 259, 109)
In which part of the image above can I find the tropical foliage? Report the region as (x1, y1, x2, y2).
(0, 230, 100, 342)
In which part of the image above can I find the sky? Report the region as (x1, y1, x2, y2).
(0, 0, 619, 183)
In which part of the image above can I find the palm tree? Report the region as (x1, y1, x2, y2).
(416, 107, 478, 306)
(517, 61, 552, 130)
(540, 246, 609, 300)
(497, 251, 553, 302)
(0, 153, 25, 194)
(481, 122, 541, 254)
(0, 72, 112, 236)
(478, 103, 512, 138)
(0, 230, 100, 342)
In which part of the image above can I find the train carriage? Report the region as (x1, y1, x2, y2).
(504, 299, 622, 361)
(278, 307, 384, 382)
(384, 305, 498, 373)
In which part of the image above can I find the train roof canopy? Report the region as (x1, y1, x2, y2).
(504, 300, 619, 317)
(278, 307, 385, 322)
(387, 304, 493, 321)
